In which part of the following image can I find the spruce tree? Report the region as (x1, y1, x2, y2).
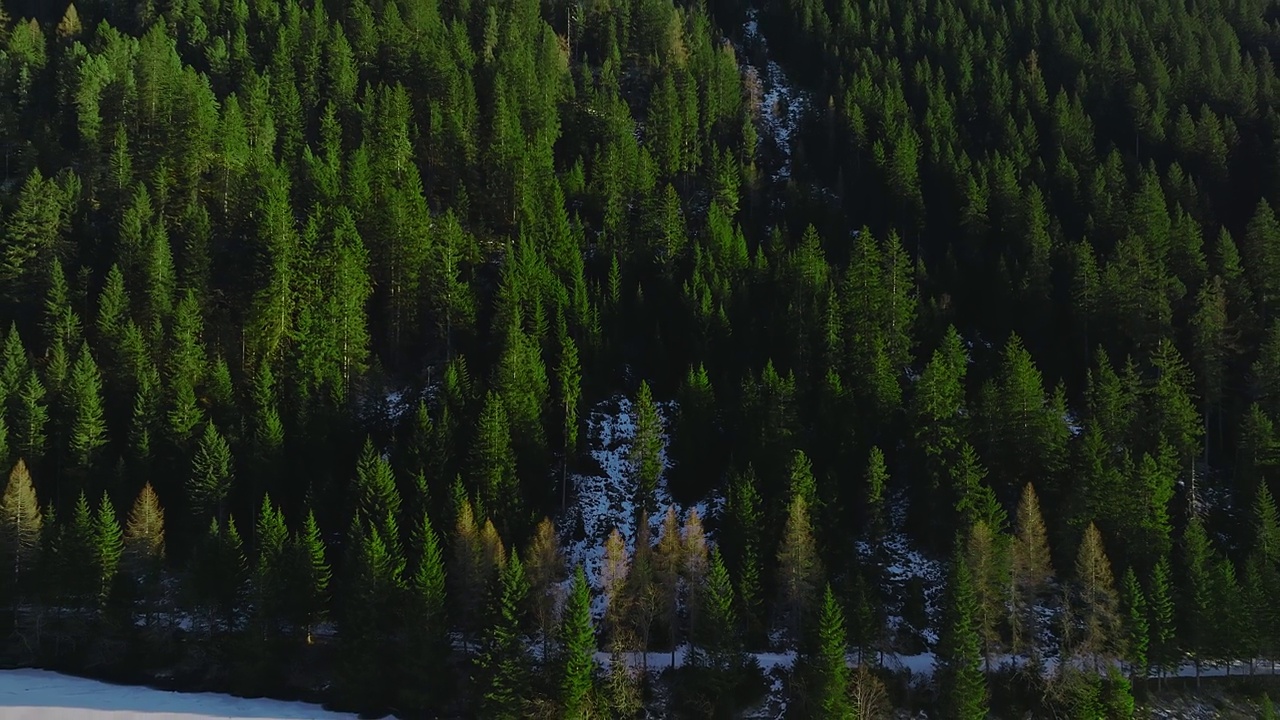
(354, 437, 403, 541)
(814, 584, 853, 719)
(66, 343, 107, 474)
(189, 422, 233, 524)
(293, 510, 330, 640)
(1148, 555, 1178, 680)
(253, 495, 290, 640)
(1181, 514, 1216, 680)
(560, 565, 596, 719)
(1254, 482, 1280, 564)
(630, 381, 663, 520)
(698, 547, 742, 674)
(93, 491, 123, 608)
(471, 392, 520, 536)
(64, 492, 98, 611)
(406, 510, 447, 702)
(1120, 567, 1149, 679)
(478, 550, 531, 720)
(966, 519, 1007, 671)
(938, 544, 988, 720)
(15, 373, 47, 467)
(555, 314, 581, 501)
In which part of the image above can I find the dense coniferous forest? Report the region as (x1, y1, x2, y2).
(2, 0, 1280, 716)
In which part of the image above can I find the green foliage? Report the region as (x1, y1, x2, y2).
(1120, 567, 1149, 674)
(938, 545, 988, 720)
(814, 585, 853, 719)
(630, 381, 663, 519)
(559, 566, 596, 719)
(189, 422, 233, 523)
(2, 0, 1280, 712)
(92, 492, 123, 606)
(66, 343, 107, 472)
(1148, 555, 1179, 677)
(470, 392, 520, 535)
(477, 551, 531, 720)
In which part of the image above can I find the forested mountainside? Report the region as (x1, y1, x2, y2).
(1, 0, 1280, 716)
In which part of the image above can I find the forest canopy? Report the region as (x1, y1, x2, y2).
(0, 0, 1278, 716)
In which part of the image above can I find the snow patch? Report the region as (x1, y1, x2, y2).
(857, 489, 946, 649)
(0, 669, 374, 719)
(740, 9, 811, 185)
(558, 395, 714, 622)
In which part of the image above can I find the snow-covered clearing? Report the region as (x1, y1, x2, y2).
(0, 669, 373, 720)
(857, 489, 947, 649)
(559, 395, 719, 621)
(741, 9, 810, 185)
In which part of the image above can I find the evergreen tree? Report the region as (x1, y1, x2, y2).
(630, 381, 663, 519)
(470, 392, 520, 537)
(555, 315, 581, 500)
(1181, 515, 1216, 679)
(63, 492, 98, 610)
(353, 437, 403, 541)
(1148, 555, 1179, 679)
(697, 547, 742, 675)
(966, 519, 1007, 670)
(15, 373, 47, 467)
(813, 584, 853, 719)
(1120, 567, 1149, 678)
(1254, 482, 1280, 564)
(937, 544, 988, 720)
(66, 343, 107, 474)
(92, 491, 123, 608)
(477, 551, 531, 720)
(560, 565, 596, 719)
(292, 510, 330, 641)
(189, 422, 233, 524)
(253, 494, 290, 640)
(405, 510, 447, 702)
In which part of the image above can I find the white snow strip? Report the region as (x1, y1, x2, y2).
(0, 669, 374, 719)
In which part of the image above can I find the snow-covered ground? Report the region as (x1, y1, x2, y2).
(559, 395, 719, 622)
(0, 669, 373, 719)
(857, 489, 947, 649)
(741, 9, 810, 185)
